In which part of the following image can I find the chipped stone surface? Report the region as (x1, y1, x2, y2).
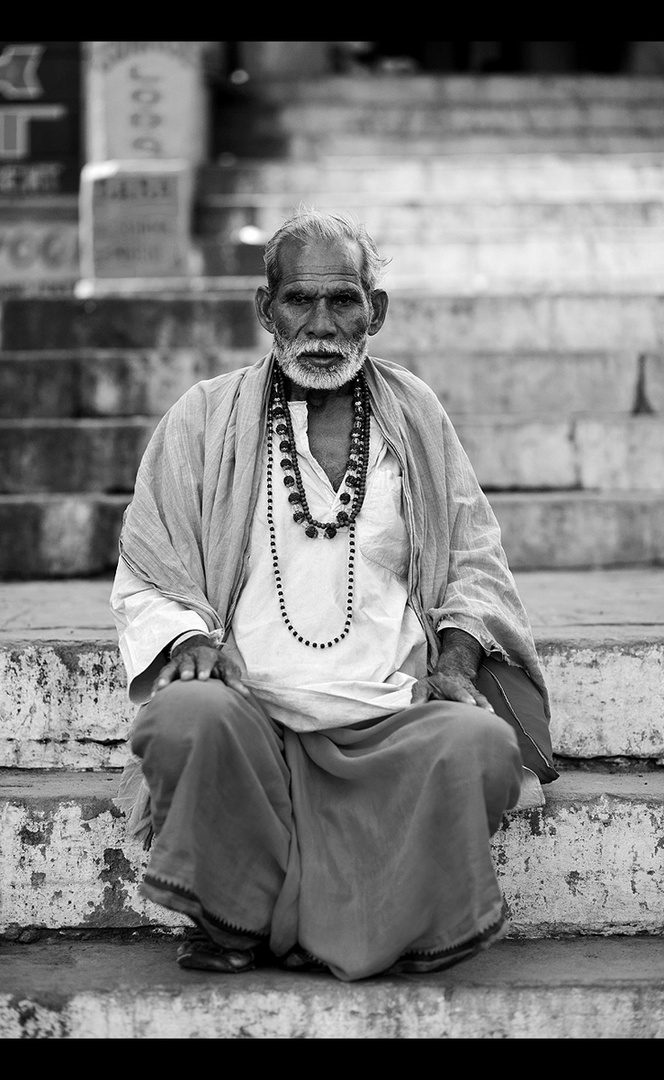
(0, 774, 176, 931)
(542, 640, 664, 757)
(2, 771, 662, 935)
(496, 773, 664, 933)
(2, 936, 664, 1038)
(0, 569, 663, 765)
(0, 636, 662, 765)
(0, 642, 132, 768)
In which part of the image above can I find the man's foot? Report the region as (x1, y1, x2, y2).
(176, 929, 257, 973)
(387, 914, 508, 975)
(281, 946, 328, 973)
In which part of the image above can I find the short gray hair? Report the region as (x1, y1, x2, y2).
(263, 206, 391, 295)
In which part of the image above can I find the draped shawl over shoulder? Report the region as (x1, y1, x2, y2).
(119, 353, 549, 717)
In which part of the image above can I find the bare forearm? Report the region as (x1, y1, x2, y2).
(410, 626, 493, 710)
(436, 627, 483, 677)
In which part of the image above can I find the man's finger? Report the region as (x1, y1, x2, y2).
(194, 657, 216, 680)
(152, 661, 178, 695)
(473, 692, 496, 713)
(428, 675, 487, 709)
(214, 660, 252, 698)
(442, 684, 495, 713)
(225, 676, 252, 698)
(449, 687, 479, 706)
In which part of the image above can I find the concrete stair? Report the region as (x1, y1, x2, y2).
(2, 74, 664, 1037)
(2, 294, 664, 575)
(214, 75, 664, 157)
(199, 155, 664, 294)
(2, 937, 663, 1039)
(1, 569, 663, 1036)
(2, 78, 664, 578)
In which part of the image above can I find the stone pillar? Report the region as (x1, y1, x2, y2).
(77, 42, 213, 295)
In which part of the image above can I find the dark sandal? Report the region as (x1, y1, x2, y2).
(281, 946, 328, 973)
(176, 930, 256, 973)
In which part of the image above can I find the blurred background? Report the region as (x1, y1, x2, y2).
(1, 40, 663, 578)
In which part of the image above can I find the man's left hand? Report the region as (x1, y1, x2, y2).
(410, 627, 495, 712)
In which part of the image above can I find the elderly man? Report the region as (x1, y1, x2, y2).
(112, 208, 557, 982)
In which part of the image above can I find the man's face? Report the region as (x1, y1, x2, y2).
(255, 238, 388, 391)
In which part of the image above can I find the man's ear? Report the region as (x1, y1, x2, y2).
(255, 286, 275, 333)
(368, 289, 389, 336)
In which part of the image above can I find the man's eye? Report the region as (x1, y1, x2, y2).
(288, 294, 309, 305)
(333, 294, 354, 305)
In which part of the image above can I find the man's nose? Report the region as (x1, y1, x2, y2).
(306, 299, 336, 336)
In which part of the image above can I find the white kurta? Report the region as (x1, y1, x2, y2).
(222, 405, 427, 729)
(112, 405, 444, 729)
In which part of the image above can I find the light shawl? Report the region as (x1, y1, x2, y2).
(119, 353, 550, 718)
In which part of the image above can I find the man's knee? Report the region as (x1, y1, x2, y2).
(420, 699, 522, 772)
(131, 679, 258, 762)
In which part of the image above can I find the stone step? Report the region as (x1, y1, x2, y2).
(0, 570, 661, 768)
(453, 414, 664, 491)
(200, 153, 664, 200)
(3, 350, 660, 419)
(219, 77, 664, 158)
(370, 294, 664, 352)
(2, 769, 663, 937)
(493, 490, 664, 569)
(2, 631, 662, 769)
(0, 419, 156, 494)
(0, 296, 271, 354)
(253, 74, 664, 109)
(0, 494, 126, 578)
(1, 935, 663, 1038)
(201, 193, 664, 232)
(0, 349, 259, 420)
(1, 491, 662, 578)
(289, 132, 664, 158)
(385, 236, 664, 295)
(199, 220, 664, 294)
(3, 294, 664, 355)
(3, 415, 662, 494)
(415, 350, 663, 416)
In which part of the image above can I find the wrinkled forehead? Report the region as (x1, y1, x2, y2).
(276, 238, 365, 289)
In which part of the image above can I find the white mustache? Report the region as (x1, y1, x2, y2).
(288, 345, 351, 360)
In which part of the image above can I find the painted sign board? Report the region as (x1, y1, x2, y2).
(86, 42, 208, 164)
(0, 41, 81, 195)
(79, 160, 193, 282)
(0, 213, 78, 285)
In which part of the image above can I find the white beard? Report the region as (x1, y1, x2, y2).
(273, 330, 367, 390)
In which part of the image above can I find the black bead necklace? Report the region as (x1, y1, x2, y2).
(265, 367, 371, 648)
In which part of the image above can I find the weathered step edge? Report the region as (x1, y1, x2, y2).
(1, 635, 663, 766)
(2, 491, 664, 577)
(1, 770, 663, 937)
(2, 936, 664, 1039)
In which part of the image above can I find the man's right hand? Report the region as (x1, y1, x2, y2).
(151, 634, 251, 698)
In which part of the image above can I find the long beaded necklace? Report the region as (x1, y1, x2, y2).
(265, 366, 371, 648)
